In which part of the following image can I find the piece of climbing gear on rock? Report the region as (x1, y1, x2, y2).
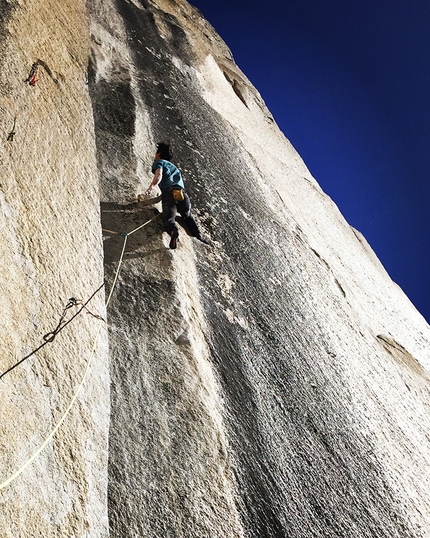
(25, 59, 58, 87)
(43, 297, 80, 342)
(102, 228, 122, 236)
(7, 117, 16, 141)
(42, 295, 104, 342)
(36, 59, 58, 84)
(0, 284, 105, 383)
(26, 62, 40, 86)
(69, 297, 104, 321)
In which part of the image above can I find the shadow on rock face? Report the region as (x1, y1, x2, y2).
(101, 201, 163, 263)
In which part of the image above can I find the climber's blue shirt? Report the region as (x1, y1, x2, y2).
(152, 159, 185, 191)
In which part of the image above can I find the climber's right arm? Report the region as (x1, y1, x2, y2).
(146, 167, 162, 195)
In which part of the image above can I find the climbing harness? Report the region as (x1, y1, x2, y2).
(0, 213, 159, 491)
(7, 117, 16, 141)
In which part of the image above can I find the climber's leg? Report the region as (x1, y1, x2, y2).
(162, 191, 178, 235)
(178, 193, 200, 237)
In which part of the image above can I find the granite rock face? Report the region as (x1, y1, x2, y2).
(0, 0, 109, 536)
(1, 0, 430, 536)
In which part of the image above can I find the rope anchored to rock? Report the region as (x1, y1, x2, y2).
(0, 213, 159, 491)
(0, 284, 105, 383)
(43, 296, 105, 343)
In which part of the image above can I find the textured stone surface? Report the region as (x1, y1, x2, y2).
(0, 0, 109, 536)
(1, 0, 430, 536)
(93, 1, 430, 537)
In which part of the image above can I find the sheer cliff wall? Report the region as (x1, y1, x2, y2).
(0, 1, 109, 536)
(1, 0, 430, 537)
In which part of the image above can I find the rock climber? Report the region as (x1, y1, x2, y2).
(146, 142, 208, 249)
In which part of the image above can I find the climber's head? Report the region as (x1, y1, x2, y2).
(156, 142, 172, 161)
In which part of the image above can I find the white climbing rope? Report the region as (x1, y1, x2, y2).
(0, 213, 159, 491)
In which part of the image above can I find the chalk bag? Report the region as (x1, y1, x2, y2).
(173, 189, 185, 201)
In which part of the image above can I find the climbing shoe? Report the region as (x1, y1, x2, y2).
(169, 229, 179, 249)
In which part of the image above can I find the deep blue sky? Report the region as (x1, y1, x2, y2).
(190, 0, 430, 323)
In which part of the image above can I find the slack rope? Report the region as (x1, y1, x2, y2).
(0, 214, 159, 491)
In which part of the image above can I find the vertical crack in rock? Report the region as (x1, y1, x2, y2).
(0, 0, 428, 535)
(89, 0, 246, 535)
(104, 224, 244, 536)
(88, 0, 430, 537)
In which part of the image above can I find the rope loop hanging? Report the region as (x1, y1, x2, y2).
(0, 213, 159, 491)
